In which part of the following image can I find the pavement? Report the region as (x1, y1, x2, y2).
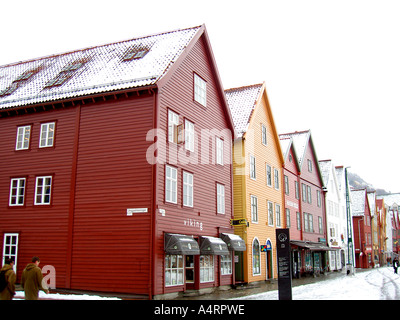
(174, 269, 350, 300)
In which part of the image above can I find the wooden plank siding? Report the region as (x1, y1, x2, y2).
(0, 106, 78, 286)
(231, 85, 284, 283)
(153, 35, 234, 295)
(71, 92, 155, 294)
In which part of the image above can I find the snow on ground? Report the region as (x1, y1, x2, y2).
(233, 267, 400, 300)
(11, 267, 400, 300)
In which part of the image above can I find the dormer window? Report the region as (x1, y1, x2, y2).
(45, 59, 87, 88)
(123, 49, 148, 61)
(0, 67, 42, 97)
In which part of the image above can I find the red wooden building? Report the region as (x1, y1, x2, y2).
(350, 188, 373, 268)
(0, 25, 242, 299)
(279, 130, 328, 277)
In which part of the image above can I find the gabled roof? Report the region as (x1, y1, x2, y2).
(351, 188, 370, 217)
(279, 136, 301, 173)
(279, 130, 324, 187)
(224, 82, 283, 162)
(0, 26, 202, 110)
(224, 83, 263, 137)
(319, 159, 341, 200)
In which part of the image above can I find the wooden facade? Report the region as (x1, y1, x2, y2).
(225, 83, 284, 283)
(0, 25, 240, 299)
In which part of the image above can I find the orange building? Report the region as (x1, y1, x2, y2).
(225, 82, 285, 284)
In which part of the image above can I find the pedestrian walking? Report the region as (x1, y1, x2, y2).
(21, 256, 49, 300)
(393, 257, 398, 274)
(0, 258, 16, 300)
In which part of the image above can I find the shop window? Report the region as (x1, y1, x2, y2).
(252, 238, 261, 275)
(165, 254, 184, 286)
(200, 255, 214, 283)
(220, 252, 232, 275)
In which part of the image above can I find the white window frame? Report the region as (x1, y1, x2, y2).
(183, 171, 193, 207)
(200, 255, 214, 283)
(15, 125, 31, 150)
(261, 124, 267, 146)
(2, 233, 19, 273)
(165, 254, 184, 286)
(194, 73, 206, 107)
(266, 164, 272, 187)
(250, 155, 256, 180)
(220, 252, 232, 275)
(168, 110, 179, 143)
(217, 183, 225, 214)
(9, 178, 26, 206)
(216, 137, 224, 165)
(35, 176, 52, 205)
(274, 168, 279, 189)
(276, 203, 281, 227)
(165, 165, 177, 204)
(268, 201, 274, 227)
(184, 119, 194, 152)
(39, 122, 55, 148)
(251, 195, 258, 223)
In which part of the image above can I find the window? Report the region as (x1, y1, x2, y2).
(284, 175, 289, 195)
(296, 212, 301, 230)
(194, 74, 206, 106)
(252, 238, 261, 275)
(45, 61, 86, 87)
(15, 125, 31, 150)
(304, 213, 309, 232)
(35, 176, 52, 205)
(184, 119, 194, 152)
(168, 110, 179, 143)
(251, 195, 258, 223)
(276, 204, 281, 227)
(217, 183, 225, 214)
(274, 168, 279, 189)
(250, 155, 256, 180)
(268, 201, 274, 226)
(308, 159, 313, 172)
(39, 122, 55, 148)
(307, 185, 312, 204)
(2, 234, 19, 272)
(286, 208, 291, 228)
(266, 165, 272, 187)
(295, 181, 299, 199)
(183, 171, 193, 207)
(261, 124, 267, 145)
(200, 255, 214, 282)
(319, 217, 323, 234)
(216, 137, 224, 165)
(9, 178, 26, 206)
(123, 49, 148, 61)
(308, 214, 314, 232)
(165, 165, 177, 204)
(221, 252, 232, 275)
(165, 255, 184, 286)
(317, 190, 321, 207)
(301, 184, 307, 202)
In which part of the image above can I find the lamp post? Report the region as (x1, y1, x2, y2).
(345, 167, 355, 275)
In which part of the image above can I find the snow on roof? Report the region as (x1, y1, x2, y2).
(367, 191, 376, 217)
(279, 130, 310, 167)
(377, 193, 400, 208)
(224, 83, 263, 137)
(319, 160, 331, 187)
(279, 137, 292, 158)
(351, 189, 367, 216)
(0, 26, 201, 109)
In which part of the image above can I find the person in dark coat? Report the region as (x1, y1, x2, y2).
(21, 256, 49, 300)
(0, 258, 16, 300)
(393, 257, 399, 274)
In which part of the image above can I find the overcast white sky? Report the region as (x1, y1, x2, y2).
(1, 0, 400, 193)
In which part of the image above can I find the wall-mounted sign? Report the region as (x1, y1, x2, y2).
(127, 208, 148, 216)
(230, 219, 249, 226)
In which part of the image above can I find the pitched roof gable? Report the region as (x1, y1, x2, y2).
(0, 26, 202, 110)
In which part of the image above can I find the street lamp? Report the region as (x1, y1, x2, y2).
(345, 167, 355, 275)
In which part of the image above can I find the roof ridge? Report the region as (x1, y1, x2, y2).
(224, 83, 264, 93)
(0, 25, 203, 68)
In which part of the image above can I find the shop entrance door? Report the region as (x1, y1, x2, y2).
(185, 255, 195, 289)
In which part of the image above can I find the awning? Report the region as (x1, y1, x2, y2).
(200, 236, 230, 255)
(290, 240, 335, 252)
(220, 233, 246, 251)
(164, 233, 200, 255)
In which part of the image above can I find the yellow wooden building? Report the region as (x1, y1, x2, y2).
(225, 82, 285, 283)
